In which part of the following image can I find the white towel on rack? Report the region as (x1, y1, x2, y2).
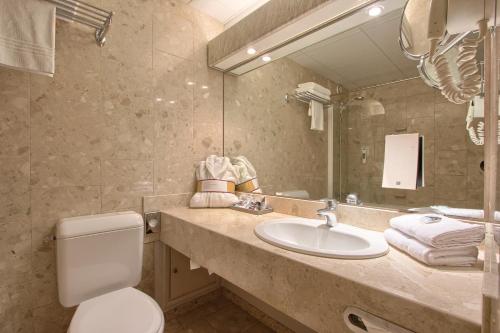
(0, 0, 56, 76)
(298, 82, 331, 96)
(309, 100, 324, 131)
(384, 228, 479, 266)
(295, 87, 330, 102)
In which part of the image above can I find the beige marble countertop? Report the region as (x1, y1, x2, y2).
(161, 207, 483, 332)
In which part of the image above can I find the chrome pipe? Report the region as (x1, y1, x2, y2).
(54, 3, 107, 22)
(50, 0, 111, 15)
(56, 10, 102, 29)
(56, 8, 105, 25)
(48, 0, 109, 19)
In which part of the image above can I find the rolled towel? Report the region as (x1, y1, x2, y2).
(390, 214, 485, 249)
(384, 228, 479, 266)
(231, 156, 262, 194)
(190, 155, 239, 208)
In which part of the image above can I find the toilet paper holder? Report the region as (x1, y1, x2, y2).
(143, 211, 161, 235)
(344, 307, 414, 333)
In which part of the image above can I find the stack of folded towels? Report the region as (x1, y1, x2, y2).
(384, 214, 485, 266)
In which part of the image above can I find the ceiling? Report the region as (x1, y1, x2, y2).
(186, 0, 270, 28)
(287, 8, 419, 90)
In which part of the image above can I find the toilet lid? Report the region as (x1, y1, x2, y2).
(69, 288, 164, 333)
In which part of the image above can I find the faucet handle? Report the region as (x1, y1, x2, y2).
(320, 198, 337, 209)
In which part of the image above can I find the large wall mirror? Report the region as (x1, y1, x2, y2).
(223, 0, 494, 215)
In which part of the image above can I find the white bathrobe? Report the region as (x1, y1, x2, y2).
(231, 156, 262, 194)
(190, 155, 239, 208)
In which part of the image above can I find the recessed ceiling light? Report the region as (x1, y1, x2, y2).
(368, 5, 383, 17)
(187, 81, 195, 86)
(201, 85, 209, 89)
(247, 47, 256, 55)
(169, 100, 176, 104)
(262, 55, 271, 62)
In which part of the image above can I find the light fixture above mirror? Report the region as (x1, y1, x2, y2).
(208, 0, 408, 76)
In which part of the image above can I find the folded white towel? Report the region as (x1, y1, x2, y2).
(298, 82, 331, 96)
(430, 205, 500, 221)
(190, 155, 239, 208)
(390, 214, 485, 249)
(309, 100, 324, 131)
(0, 0, 56, 76)
(384, 228, 478, 266)
(295, 87, 331, 102)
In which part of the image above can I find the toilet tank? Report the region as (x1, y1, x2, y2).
(56, 211, 144, 307)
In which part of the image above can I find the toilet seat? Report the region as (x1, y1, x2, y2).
(68, 287, 164, 333)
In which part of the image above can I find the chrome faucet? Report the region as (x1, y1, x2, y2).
(317, 199, 338, 227)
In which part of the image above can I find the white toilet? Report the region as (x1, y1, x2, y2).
(56, 211, 164, 333)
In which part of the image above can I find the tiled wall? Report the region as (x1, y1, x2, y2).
(0, 1, 223, 332)
(224, 58, 342, 199)
(344, 78, 486, 209)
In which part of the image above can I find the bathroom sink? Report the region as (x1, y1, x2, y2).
(255, 218, 389, 259)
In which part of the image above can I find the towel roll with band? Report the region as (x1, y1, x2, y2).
(190, 155, 239, 208)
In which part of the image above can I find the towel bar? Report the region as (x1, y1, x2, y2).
(45, 0, 113, 46)
(284, 92, 332, 106)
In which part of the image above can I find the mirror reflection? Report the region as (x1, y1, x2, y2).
(223, 3, 488, 214)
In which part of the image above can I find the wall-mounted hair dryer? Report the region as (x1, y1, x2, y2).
(427, 0, 488, 104)
(400, 0, 497, 104)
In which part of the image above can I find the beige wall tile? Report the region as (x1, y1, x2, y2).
(435, 175, 467, 202)
(223, 57, 334, 200)
(406, 93, 435, 119)
(0, 282, 33, 333)
(0, 0, 223, 330)
(435, 102, 468, 151)
(436, 150, 467, 176)
(346, 78, 486, 209)
(101, 159, 154, 211)
(143, 193, 192, 212)
(0, 68, 32, 331)
(0, 69, 29, 158)
(0, 157, 30, 219)
(31, 155, 101, 187)
(101, 0, 154, 69)
(0, 216, 31, 285)
(154, 158, 197, 195)
(33, 303, 75, 333)
(193, 122, 223, 159)
(154, 0, 194, 60)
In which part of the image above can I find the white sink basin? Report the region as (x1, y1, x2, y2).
(255, 218, 389, 259)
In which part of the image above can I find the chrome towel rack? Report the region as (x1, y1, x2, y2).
(284, 91, 331, 106)
(45, 0, 113, 46)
